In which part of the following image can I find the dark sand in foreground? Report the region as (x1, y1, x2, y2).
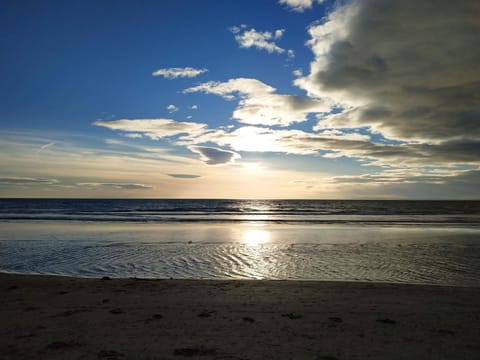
(1, 273, 479, 359)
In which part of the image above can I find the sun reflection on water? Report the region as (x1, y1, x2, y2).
(242, 229, 270, 246)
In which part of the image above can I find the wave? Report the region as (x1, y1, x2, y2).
(1, 199, 479, 226)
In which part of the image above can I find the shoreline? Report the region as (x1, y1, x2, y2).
(2, 271, 480, 289)
(2, 273, 480, 359)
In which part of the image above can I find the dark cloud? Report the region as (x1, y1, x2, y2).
(167, 174, 201, 179)
(189, 146, 240, 165)
(0, 177, 59, 185)
(299, 0, 480, 142)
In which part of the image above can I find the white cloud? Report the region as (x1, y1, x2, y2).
(152, 67, 208, 79)
(274, 29, 285, 39)
(124, 133, 143, 139)
(185, 78, 274, 100)
(279, 0, 324, 12)
(293, 69, 303, 77)
(184, 78, 328, 126)
(167, 104, 179, 113)
(231, 27, 286, 54)
(94, 119, 207, 140)
(228, 24, 247, 34)
(287, 49, 295, 58)
(190, 105, 198, 110)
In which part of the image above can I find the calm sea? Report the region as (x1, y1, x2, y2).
(1, 199, 479, 285)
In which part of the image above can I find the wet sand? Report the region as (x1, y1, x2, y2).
(1, 273, 479, 359)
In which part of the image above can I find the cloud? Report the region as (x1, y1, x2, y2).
(190, 105, 198, 110)
(328, 169, 480, 199)
(295, 0, 480, 143)
(279, 0, 324, 12)
(184, 78, 328, 126)
(186, 125, 480, 167)
(186, 126, 372, 154)
(0, 177, 59, 185)
(76, 182, 153, 190)
(331, 170, 468, 185)
(167, 173, 201, 179)
(152, 67, 208, 79)
(231, 26, 286, 54)
(167, 104, 179, 113)
(293, 69, 303, 77)
(124, 133, 143, 139)
(189, 146, 241, 165)
(94, 119, 207, 140)
(228, 24, 247, 34)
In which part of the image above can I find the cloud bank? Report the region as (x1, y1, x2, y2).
(295, 0, 480, 144)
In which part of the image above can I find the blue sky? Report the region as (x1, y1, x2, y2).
(1, 0, 479, 198)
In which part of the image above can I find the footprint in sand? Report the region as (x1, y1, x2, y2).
(282, 313, 303, 320)
(110, 308, 125, 315)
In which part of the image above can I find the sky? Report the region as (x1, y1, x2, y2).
(1, 0, 479, 199)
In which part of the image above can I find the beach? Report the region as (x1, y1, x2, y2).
(1, 273, 479, 359)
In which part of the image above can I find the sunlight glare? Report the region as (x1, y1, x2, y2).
(242, 229, 271, 246)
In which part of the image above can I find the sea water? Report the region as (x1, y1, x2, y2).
(0, 199, 479, 286)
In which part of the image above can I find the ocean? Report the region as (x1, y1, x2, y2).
(1, 199, 479, 286)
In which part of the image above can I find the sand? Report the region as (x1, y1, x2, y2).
(1, 273, 479, 359)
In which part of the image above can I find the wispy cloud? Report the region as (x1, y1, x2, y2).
(230, 26, 287, 54)
(76, 182, 153, 190)
(152, 67, 208, 79)
(189, 146, 241, 165)
(332, 172, 450, 185)
(278, 0, 324, 12)
(184, 78, 327, 126)
(0, 177, 59, 185)
(94, 119, 207, 140)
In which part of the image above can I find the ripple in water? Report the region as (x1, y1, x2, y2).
(1, 222, 480, 286)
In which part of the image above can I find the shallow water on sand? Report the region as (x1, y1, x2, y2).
(1, 221, 479, 286)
